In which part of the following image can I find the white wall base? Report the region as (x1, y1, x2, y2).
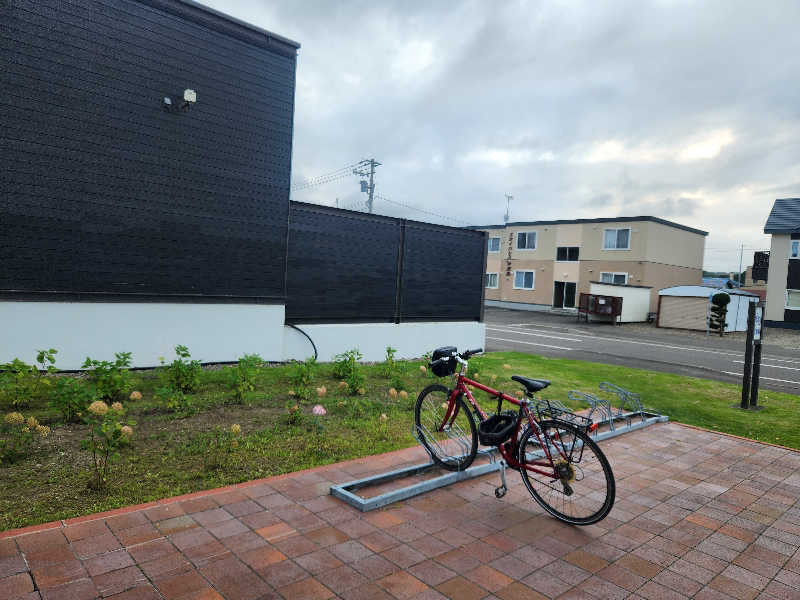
(282, 321, 486, 362)
(0, 302, 286, 369)
(0, 302, 486, 369)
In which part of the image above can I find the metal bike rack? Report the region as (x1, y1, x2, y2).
(330, 386, 668, 512)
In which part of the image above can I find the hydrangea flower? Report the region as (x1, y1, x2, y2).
(111, 402, 124, 412)
(120, 425, 134, 439)
(4, 412, 24, 426)
(129, 391, 142, 401)
(36, 425, 50, 438)
(312, 405, 327, 416)
(88, 400, 109, 416)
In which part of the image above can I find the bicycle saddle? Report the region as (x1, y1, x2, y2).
(511, 375, 551, 394)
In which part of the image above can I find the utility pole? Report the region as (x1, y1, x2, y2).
(504, 194, 513, 223)
(353, 158, 381, 213)
(738, 243, 744, 286)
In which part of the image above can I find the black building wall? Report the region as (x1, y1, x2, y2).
(1, 0, 298, 301)
(286, 202, 486, 323)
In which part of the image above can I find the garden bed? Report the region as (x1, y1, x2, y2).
(2, 349, 799, 531)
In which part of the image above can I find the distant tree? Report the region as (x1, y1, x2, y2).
(708, 292, 730, 336)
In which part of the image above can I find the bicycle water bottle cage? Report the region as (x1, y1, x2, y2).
(478, 413, 516, 446)
(431, 346, 458, 377)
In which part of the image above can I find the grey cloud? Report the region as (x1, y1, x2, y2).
(202, 0, 799, 270)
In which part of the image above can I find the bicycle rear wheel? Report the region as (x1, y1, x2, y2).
(518, 420, 614, 525)
(414, 384, 477, 471)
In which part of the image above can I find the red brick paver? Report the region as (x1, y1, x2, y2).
(1, 423, 799, 599)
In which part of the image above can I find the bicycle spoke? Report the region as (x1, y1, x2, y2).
(518, 421, 614, 525)
(415, 385, 477, 470)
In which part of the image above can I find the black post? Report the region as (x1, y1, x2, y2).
(740, 301, 755, 409)
(750, 304, 763, 409)
(750, 343, 762, 408)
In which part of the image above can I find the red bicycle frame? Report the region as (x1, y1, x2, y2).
(439, 371, 567, 478)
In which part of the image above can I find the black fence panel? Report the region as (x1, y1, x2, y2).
(285, 202, 485, 323)
(0, 0, 297, 302)
(286, 203, 402, 322)
(400, 222, 486, 321)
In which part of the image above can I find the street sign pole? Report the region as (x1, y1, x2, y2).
(749, 304, 763, 409)
(740, 301, 755, 409)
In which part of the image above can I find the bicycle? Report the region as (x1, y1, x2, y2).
(414, 346, 615, 525)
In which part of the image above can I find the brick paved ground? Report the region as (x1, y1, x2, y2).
(1, 422, 800, 600)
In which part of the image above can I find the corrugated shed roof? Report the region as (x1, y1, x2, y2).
(764, 198, 800, 233)
(659, 286, 757, 297)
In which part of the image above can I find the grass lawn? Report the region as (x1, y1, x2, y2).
(1, 351, 798, 531)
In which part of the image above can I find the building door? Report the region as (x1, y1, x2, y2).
(553, 282, 576, 308)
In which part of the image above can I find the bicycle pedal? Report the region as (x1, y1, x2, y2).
(494, 485, 507, 499)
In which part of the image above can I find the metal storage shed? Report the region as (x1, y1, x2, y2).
(657, 286, 758, 332)
(589, 282, 653, 322)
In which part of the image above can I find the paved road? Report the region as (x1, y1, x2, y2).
(484, 308, 800, 395)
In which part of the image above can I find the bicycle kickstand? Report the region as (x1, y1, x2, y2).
(494, 459, 508, 499)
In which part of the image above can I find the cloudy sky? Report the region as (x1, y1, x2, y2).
(204, 0, 800, 272)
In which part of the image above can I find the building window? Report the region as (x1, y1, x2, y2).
(556, 246, 579, 261)
(787, 289, 800, 309)
(600, 272, 628, 285)
(516, 231, 537, 250)
(488, 237, 500, 253)
(485, 273, 499, 289)
(603, 228, 630, 250)
(791, 241, 799, 259)
(513, 270, 535, 289)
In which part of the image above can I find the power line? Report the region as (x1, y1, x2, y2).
(373, 194, 471, 226)
(291, 163, 360, 192)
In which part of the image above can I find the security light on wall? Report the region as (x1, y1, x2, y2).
(163, 89, 197, 112)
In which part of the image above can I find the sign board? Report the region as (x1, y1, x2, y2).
(753, 306, 762, 343)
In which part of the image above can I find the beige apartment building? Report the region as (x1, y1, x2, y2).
(473, 217, 707, 313)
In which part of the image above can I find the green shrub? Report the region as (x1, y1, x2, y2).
(155, 386, 193, 416)
(383, 346, 397, 377)
(0, 359, 37, 408)
(290, 356, 316, 399)
(333, 349, 364, 395)
(227, 354, 264, 403)
(390, 374, 407, 391)
(708, 293, 731, 337)
(163, 345, 202, 393)
(82, 352, 132, 401)
(0, 349, 57, 408)
(50, 377, 94, 423)
(80, 400, 134, 489)
(202, 424, 243, 470)
(0, 412, 50, 464)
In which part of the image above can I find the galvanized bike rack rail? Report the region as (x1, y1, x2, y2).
(331, 402, 668, 512)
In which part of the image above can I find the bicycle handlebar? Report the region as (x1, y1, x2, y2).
(428, 348, 484, 369)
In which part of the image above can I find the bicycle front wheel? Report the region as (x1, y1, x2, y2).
(414, 384, 477, 471)
(518, 420, 615, 525)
